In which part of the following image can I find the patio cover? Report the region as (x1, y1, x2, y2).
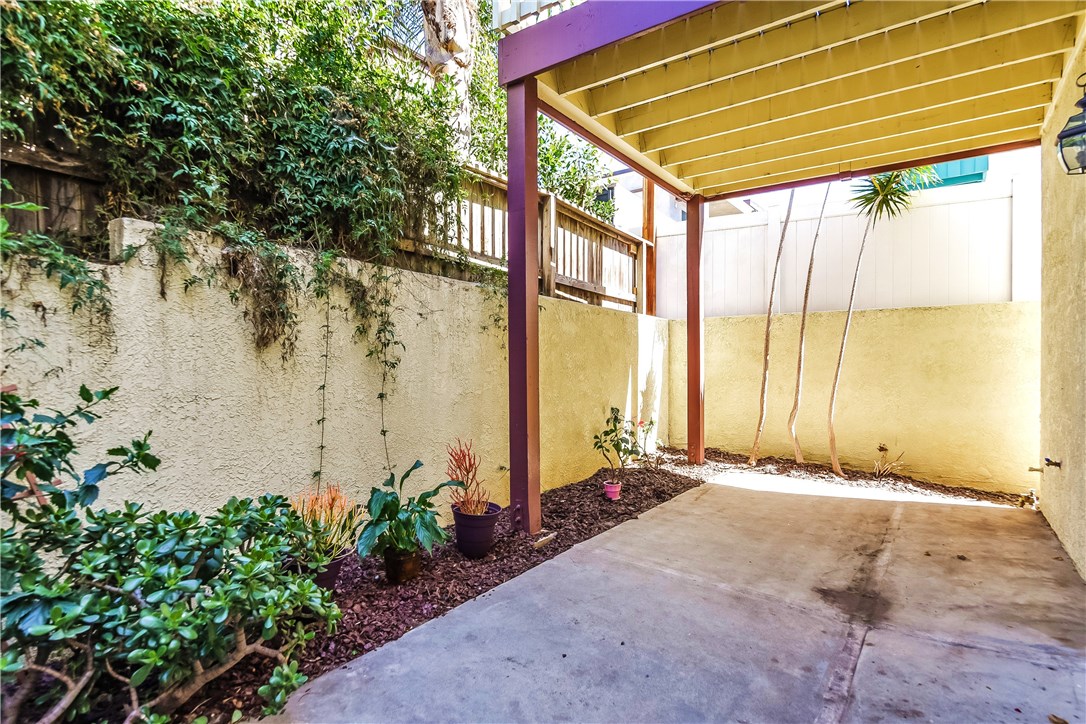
(499, 0, 1086, 533)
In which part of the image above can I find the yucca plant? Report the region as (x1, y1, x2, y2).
(290, 483, 363, 562)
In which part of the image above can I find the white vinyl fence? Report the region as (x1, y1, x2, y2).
(655, 179, 1040, 319)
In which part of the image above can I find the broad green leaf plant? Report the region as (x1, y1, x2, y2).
(356, 461, 464, 558)
(0, 386, 340, 720)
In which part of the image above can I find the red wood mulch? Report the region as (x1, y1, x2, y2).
(182, 466, 701, 722)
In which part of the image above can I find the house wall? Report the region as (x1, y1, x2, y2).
(1, 220, 668, 518)
(1039, 48, 1086, 577)
(655, 170, 1041, 321)
(668, 303, 1041, 494)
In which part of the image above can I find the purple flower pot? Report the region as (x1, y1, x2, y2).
(452, 502, 502, 559)
(313, 552, 350, 591)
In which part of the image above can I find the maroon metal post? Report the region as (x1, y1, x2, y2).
(686, 196, 706, 464)
(507, 78, 542, 533)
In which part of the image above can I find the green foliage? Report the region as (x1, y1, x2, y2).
(1, 0, 462, 351)
(0, 388, 340, 719)
(356, 460, 464, 558)
(850, 166, 939, 222)
(0, 194, 112, 318)
(469, 0, 615, 222)
(1, 385, 159, 511)
(592, 407, 643, 484)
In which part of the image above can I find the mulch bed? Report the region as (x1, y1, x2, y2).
(182, 466, 701, 722)
(686, 447, 1035, 508)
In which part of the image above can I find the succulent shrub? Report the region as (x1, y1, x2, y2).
(1, 386, 340, 721)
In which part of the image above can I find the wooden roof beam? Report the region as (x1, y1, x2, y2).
(697, 127, 1042, 197)
(691, 106, 1045, 191)
(671, 71, 1059, 177)
(616, 3, 1082, 140)
(583, 0, 976, 118)
(634, 19, 1077, 158)
(554, 0, 840, 96)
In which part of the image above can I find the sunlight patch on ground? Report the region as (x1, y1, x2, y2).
(701, 470, 1009, 508)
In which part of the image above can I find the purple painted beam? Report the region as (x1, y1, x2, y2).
(686, 195, 705, 465)
(506, 78, 542, 534)
(498, 0, 720, 86)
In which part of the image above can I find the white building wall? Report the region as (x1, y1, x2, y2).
(652, 147, 1041, 319)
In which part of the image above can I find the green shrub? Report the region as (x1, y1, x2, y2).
(1, 387, 340, 720)
(356, 460, 463, 557)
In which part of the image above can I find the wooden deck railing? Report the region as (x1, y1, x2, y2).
(453, 167, 649, 312)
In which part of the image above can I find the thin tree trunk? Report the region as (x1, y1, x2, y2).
(828, 216, 873, 476)
(787, 184, 831, 463)
(748, 189, 795, 466)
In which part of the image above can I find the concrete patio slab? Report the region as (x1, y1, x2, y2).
(276, 473, 1086, 723)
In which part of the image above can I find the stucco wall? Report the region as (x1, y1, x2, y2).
(669, 303, 1041, 493)
(1040, 48, 1086, 577)
(1, 220, 668, 517)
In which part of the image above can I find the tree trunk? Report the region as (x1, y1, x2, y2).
(828, 216, 873, 477)
(787, 184, 831, 463)
(421, 0, 476, 157)
(748, 189, 795, 466)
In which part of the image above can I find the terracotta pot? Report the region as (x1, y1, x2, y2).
(312, 552, 350, 591)
(604, 481, 622, 500)
(383, 548, 421, 584)
(452, 502, 502, 559)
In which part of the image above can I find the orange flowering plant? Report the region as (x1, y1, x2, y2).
(290, 483, 363, 561)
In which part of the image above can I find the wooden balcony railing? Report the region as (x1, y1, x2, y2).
(453, 166, 649, 312)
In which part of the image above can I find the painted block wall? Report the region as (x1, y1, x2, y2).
(668, 303, 1041, 494)
(0, 220, 669, 518)
(1039, 48, 1086, 578)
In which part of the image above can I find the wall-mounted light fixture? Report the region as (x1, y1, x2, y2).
(1055, 72, 1086, 175)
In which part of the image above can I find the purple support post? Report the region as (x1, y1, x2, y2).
(507, 78, 542, 533)
(686, 196, 706, 464)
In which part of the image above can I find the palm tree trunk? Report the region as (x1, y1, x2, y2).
(828, 215, 873, 476)
(787, 184, 831, 463)
(748, 189, 795, 466)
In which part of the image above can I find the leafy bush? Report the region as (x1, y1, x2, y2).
(356, 460, 463, 557)
(0, 387, 340, 720)
(593, 407, 643, 485)
(1, 0, 462, 255)
(469, 0, 616, 222)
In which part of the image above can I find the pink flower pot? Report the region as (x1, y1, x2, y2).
(604, 482, 622, 500)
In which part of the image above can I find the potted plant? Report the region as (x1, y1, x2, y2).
(593, 407, 643, 500)
(356, 461, 463, 584)
(446, 438, 502, 558)
(290, 482, 363, 590)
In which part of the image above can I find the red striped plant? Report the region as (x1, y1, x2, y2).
(446, 439, 490, 515)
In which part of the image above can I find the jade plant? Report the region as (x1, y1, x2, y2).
(357, 461, 463, 558)
(0, 385, 340, 720)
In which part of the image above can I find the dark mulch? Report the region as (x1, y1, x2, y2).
(691, 447, 1034, 508)
(182, 466, 701, 722)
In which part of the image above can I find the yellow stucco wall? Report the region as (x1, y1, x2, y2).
(669, 303, 1041, 493)
(1, 220, 668, 517)
(1040, 48, 1086, 578)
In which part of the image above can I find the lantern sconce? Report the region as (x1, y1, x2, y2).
(1055, 72, 1086, 175)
